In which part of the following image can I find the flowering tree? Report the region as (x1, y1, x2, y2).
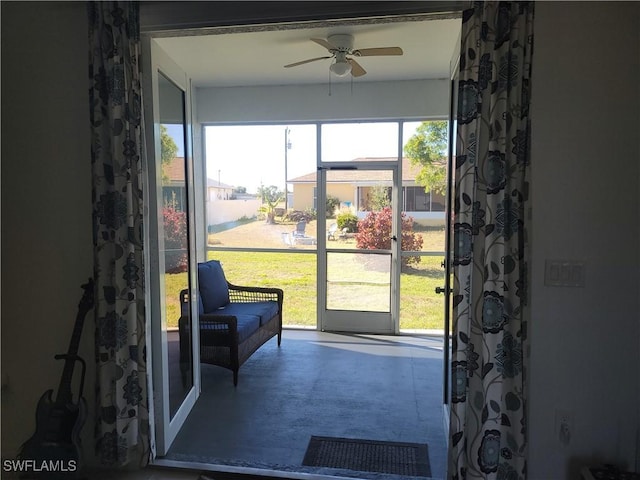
(163, 205, 188, 273)
(355, 207, 423, 266)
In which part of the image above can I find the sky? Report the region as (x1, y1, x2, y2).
(165, 121, 424, 194)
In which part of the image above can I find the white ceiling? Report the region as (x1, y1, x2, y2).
(155, 16, 461, 88)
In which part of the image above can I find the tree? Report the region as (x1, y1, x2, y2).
(367, 185, 391, 211)
(160, 124, 178, 184)
(257, 185, 285, 224)
(326, 195, 340, 218)
(403, 121, 448, 195)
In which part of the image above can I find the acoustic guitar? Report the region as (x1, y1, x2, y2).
(17, 278, 94, 478)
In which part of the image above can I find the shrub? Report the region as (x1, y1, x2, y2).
(355, 207, 423, 266)
(325, 195, 340, 218)
(336, 211, 359, 233)
(285, 209, 316, 222)
(164, 206, 188, 273)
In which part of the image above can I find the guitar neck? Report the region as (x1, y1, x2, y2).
(55, 279, 94, 406)
(55, 317, 85, 405)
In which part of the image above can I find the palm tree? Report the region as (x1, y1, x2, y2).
(257, 185, 284, 224)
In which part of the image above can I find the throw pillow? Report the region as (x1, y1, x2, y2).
(198, 260, 230, 312)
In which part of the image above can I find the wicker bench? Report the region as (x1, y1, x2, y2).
(178, 260, 283, 386)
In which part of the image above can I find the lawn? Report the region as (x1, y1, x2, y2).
(163, 219, 446, 331)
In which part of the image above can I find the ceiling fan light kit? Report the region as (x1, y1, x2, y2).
(330, 52, 352, 77)
(284, 33, 403, 79)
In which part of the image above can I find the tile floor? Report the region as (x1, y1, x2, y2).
(160, 330, 447, 480)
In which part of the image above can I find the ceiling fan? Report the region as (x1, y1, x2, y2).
(284, 34, 403, 78)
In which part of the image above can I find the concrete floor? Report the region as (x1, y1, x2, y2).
(161, 330, 447, 480)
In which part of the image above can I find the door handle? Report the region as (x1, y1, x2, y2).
(435, 286, 447, 295)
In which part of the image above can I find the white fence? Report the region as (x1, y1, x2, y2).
(207, 199, 262, 227)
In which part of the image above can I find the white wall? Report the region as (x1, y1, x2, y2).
(528, 2, 640, 478)
(1, 1, 95, 462)
(207, 199, 261, 227)
(195, 79, 449, 124)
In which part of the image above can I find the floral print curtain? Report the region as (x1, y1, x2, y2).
(88, 1, 149, 467)
(449, 2, 534, 479)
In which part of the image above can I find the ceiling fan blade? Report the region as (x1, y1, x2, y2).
(311, 37, 336, 51)
(354, 47, 404, 57)
(348, 58, 367, 77)
(284, 56, 331, 68)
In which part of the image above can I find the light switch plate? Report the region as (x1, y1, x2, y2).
(544, 260, 585, 287)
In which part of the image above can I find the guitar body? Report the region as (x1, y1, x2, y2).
(20, 389, 86, 462)
(17, 279, 93, 479)
(18, 389, 86, 478)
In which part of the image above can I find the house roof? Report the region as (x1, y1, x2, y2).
(206, 178, 235, 189)
(165, 156, 186, 183)
(288, 157, 424, 183)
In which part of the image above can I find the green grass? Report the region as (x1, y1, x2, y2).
(208, 251, 318, 327)
(164, 249, 445, 330)
(163, 226, 447, 330)
(164, 271, 188, 328)
(399, 256, 446, 330)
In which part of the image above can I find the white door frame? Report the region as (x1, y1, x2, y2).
(441, 29, 462, 448)
(142, 37, 201, 457)
(317, 158, 400, 334)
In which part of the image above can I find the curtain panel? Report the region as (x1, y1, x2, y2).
(88, 1, 149, 467)
(449, 2, 534, 479)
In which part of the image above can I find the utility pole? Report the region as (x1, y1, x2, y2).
(284, 127, 292, 211)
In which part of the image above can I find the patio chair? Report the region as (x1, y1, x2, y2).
(281, 232, 293, 247)
(327, 223, 338, 240)
(293, 220, 307, 238)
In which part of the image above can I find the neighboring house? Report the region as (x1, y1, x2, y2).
(164, 157, 257, 228)
(165, 156, 237, 204)
(289, 157, 446, 225)
(164, 156, 235, 209)
(162, 156, 188, 209)
(206, 177, 234, 202)
(206, 179, 261, 228)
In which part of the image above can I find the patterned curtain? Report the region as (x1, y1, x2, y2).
(88, 1, 149, 467)
(448, 2, 534, 479)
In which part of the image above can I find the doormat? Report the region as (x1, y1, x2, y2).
(302, 436, 431, 477)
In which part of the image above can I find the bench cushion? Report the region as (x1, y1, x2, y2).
(200, 314, 260, 343)
(235, 315, 261, 343)
(198, 260, 230, 312)
(216, 301, 279, 326)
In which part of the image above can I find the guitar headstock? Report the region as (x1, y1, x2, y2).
(78, 278, 95, 314)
